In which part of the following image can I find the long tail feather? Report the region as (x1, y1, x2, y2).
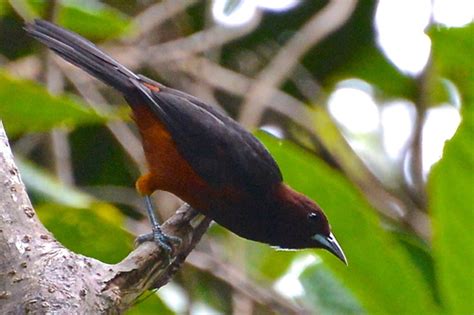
(25, 19, 138, 94)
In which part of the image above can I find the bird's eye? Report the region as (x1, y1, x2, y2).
(308, 212, 318, 221)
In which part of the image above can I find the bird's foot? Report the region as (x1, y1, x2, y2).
(136, 195, 181, 263)
(135, 225, 181, 260)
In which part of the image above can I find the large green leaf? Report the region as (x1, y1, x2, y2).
(257, 132, 438, 314)
(0, 71, 105, 136)
(428, 23, 474, 314)
(428, 105, 474, 314)
(37, 202, 132, 263)
(19, 159, 131, 263)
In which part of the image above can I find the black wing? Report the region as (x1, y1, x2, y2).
(147, 85, 283, 194)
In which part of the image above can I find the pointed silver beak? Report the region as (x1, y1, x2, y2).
(313, 232, 348, 265)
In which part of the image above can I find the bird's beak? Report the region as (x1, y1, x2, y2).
(313, 232, 348, 265)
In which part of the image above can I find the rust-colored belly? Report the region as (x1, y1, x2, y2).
(132, 105, 211, 211)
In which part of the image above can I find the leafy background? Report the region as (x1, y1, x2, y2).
(0, 0, 472, 314)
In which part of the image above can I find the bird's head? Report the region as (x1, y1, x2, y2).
(272, 184, 347, 265)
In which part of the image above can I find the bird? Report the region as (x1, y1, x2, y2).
(25, 19, 347, 264)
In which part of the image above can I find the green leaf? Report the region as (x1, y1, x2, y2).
(257, 132, 438, 314)
(15, 141, 133, 263)
(125, 292, 174, 315)
(57, 0, 133, 40)
(0, 71, 105, 136)
(430, 23, 474, 105)
(37, 202, 132, 263)
(16, 157, 94, 208)
(300, 263, 365, 314)
(391, 230, 440, 305)
(428, 105, 474, 314)
(24, 0, 133, 40)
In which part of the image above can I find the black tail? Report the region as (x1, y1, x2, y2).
(25, 19, 138, 94)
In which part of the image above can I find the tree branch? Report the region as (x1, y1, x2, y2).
(0, 121, 210, 313)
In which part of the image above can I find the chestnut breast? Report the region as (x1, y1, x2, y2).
(132, 105, 212, 211)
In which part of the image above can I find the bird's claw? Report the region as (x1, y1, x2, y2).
(135, 227, 181, 260)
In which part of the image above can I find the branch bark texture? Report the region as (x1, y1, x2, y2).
(0, 121, 211, 313)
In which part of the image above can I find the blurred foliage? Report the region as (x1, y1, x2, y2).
(0, 0, 472, 314)
(69, 125, 138, 186)
(0, 71, 105, 136)
(246, 241, 298, 280)
(0, 2, 7, 17)
(300, 264, 363, 314)
(26, 0, 133, 39)
(37, 202, 132, 263)
(17, 157, 95, 207)
(429, 105, 474, 314)
(430, 23, 474, 104)
(126, 292, 174, 315)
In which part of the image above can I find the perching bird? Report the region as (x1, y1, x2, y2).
(25, 19, 346, 264)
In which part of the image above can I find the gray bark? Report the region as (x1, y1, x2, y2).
(0, 121, 211, 314)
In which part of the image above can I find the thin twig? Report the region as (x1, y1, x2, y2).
(81, 185, 144, 212)
(171, 57, 315, 130)
(43, 0, 59, 21)
(235, 43, 323, 103)
(147, 12, 261, 63)
(238, 0, 358, 128)
(408, 56, 432, 210)
(132, 0, 200, 40)
(4, 56, 41, 79)
(11, 134, 45, 157)
(43, 2, 75, 186)
(46, 61, 74, 185)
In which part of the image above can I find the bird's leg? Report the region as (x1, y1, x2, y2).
(136, 195, 181, 256)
